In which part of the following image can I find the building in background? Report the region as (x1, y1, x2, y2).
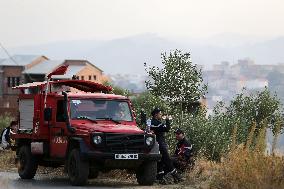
(25, 59, 104, 83)
(0, 55, 48, 115)
(204, 58, 284, 113)
(0, 55, 104, 117)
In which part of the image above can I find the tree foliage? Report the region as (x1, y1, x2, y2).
(134, 50, 284, 161)
(103, 81, 130, 96)
(131, 91, 169, 128)
(144, 50, 207, 112)
(181, 88, 284, 160)
(0, 113, 13, 131)
(224, 88, 283, 142)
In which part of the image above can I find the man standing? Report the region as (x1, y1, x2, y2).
(150, 108, 182, 183)
(172, 128, 193, 173)
(1, 121, 17, 150)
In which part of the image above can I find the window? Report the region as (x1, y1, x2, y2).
(7, 77, 20, 87)
(81, 76, 84, 80)
(93, 75, 97, 80)
(72, 75, 79, 80)
(12, 77, 15, 87)
(70, 99, 133, 121)
(7, 77, 10, 87)
(16, 77, 20, 86)
(89, 75, 92, 80)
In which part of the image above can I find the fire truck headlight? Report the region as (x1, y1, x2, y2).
(145, 136, 154, 146)
(93, 136, 102, 145)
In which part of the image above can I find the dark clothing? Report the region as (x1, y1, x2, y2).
(150, 118, 174, 174)
(172, 137, 193, 172)
(174, 137, 192, 160)
(150, 118, 170, 145)
(1, 127, 11, 148)
(158, 142, 175, 173)
(1, 127, 11, 143)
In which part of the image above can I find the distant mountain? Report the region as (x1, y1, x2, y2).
(2, 33, 284, 74)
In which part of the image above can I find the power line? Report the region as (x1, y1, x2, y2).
(0, 42, 34, 82)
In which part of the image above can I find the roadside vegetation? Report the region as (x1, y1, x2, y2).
(0, 113, 13, 131)
(133, 49, 284, 188)
(1, 50, 284, 188)
(212, 146, 284, 189)
(0, 113, 16, 171)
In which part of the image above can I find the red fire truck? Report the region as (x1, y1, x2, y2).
(11, 66, 160, 186)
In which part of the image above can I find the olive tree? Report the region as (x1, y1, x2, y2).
(144, 50, 207, 113)
(143, 50, 208, 154)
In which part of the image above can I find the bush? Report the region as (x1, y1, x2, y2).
(171, 88, 283, 161)
(184, 120, 284, 189)
(132, 88, 283, 161)
(173, 109, 232, 161)
(0, 113, 13, 132)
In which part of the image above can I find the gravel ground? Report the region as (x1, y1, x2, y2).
(0, 171, 194, 189)
(0, 150, 196, 189)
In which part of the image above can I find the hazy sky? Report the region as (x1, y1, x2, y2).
(1, 0, 284, 47)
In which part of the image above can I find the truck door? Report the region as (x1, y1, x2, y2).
(49, 100, 68, 158)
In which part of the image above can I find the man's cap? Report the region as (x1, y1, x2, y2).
(151, 107, 162, 116)
(174, 128, 184, 135)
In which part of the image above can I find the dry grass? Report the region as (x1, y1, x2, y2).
(210, 147, 284, 189)
(184, 120, 284, 189)
(182, 149, 284, 189)
(0, 150, 16, 172)
(184, 158, 220, 189)
(210, 120, 284, 189)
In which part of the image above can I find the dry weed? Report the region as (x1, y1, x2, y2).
(210, 120, 284, 189)
(0, 150, 16, 171)
(211, 148, 284, 189)
(184, 158, 220, 189)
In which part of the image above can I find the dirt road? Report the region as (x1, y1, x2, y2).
(0, 171, 191, 189)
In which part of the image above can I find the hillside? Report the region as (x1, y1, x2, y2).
(1, 33, 284, 74)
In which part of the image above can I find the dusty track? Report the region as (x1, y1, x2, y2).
(0, 171, 193, 189)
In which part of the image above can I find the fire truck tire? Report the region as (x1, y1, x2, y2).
(67, 148, 89, 186)
(88, 169, 99, 179)
(136, 161, 157, 185)
(18, 145, 38, 179)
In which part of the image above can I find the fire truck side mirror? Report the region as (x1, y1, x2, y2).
(44, 107, 53, 122)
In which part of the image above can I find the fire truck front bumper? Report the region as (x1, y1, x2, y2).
(78, 138, 161, 163)
(81, 151, 161, 161)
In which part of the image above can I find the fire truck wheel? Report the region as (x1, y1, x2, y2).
(136, 161, 157, 185)
(88, 169, 99, 179)
(67, 148, 89, 186)
(18, 145, 38, 179)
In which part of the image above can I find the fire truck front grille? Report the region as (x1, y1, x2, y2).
(104, 133, 145, 153)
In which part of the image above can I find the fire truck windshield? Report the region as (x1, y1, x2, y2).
(70, 99, 133, 122)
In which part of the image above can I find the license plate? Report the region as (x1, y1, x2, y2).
(115, 154, 138, 160)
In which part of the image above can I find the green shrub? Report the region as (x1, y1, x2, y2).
(169, 88, 283, 161)
(0, 113, 13, 132)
